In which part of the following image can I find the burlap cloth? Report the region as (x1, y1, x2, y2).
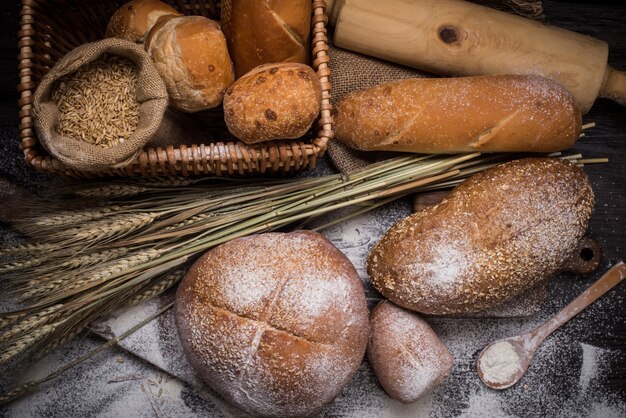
(327, 0, 544, 174)
(32, 38, 169, 172)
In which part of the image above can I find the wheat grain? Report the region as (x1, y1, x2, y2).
(51, 55, 139, 148)
(126, 269, 186, 307)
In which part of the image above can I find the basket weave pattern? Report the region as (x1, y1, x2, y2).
(18, 0, 333, 177)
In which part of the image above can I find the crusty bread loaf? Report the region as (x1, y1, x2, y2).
(175, 231, 369, 418)
(368, 301, 453, 403)
(223, 63, 322, 143)
(106, 0, 181, 43)
(221, 0, 312, 78)
(335, 75, 582, 153)
(145, 16, 235, 112)
(367, 158, 594, 315)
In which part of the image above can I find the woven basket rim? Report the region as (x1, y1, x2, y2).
(17, 0, 333, 178)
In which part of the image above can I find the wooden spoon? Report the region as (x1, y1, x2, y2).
(476, 261, 626, 389)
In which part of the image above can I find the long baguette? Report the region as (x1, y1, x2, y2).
(334, 75, 582, 153)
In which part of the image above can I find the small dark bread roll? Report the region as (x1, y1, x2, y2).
(368, 301, 454, 403)
(223, 63, 322, 143)
(175, 231, 369, 418)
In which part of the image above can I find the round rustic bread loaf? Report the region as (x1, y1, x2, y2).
(223, 63, 322, 143)
(368, 301, 454, 403)
(175, 231, 369, 417)
(145, 16, 235, 112)
(367, 158, 595, 315)
(106, 0, 181, 43)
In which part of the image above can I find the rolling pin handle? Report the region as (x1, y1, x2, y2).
(600, 66, 626, 107)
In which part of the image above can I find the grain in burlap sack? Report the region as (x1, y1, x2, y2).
(327, 0, 544, 173)
(32, 38, 168, 172)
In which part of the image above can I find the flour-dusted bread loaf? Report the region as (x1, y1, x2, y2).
(145, 16, 235, 112)
(223, 63, 322, 143)
(334, 75, 582, 153)
(175, 231, 369, 418)
(367, 158, 594, 315)
(106, 0, 181, 43)
(221, 0, 312, 78)
(368, 301, 453, 403)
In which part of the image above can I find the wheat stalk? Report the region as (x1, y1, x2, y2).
(0, 305, 64, 344)
(72, 183, 150, 199)
(0, 258, 45, 274)
(0, 242, 57, 257)
(21, 249, 163, 302)
(25, 206, 124, 228)
(48, 212, 157, 244)
(0, 321, 63, 365)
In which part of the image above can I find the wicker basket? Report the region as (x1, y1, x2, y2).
(18, 0, 333, 178)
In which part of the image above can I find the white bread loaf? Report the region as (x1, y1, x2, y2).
(335, 75, 582, 153)
(175, 231, 369, 417)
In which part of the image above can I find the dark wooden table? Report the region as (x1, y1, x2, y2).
(0, 1, 624, 417)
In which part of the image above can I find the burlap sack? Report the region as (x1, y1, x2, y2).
(32, 38, 169, 171)
(327, 0, 544, 174)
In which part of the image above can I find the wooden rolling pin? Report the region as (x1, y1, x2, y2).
(326, 0, 625, 114)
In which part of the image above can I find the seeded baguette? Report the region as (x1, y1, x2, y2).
(335, 75, 582, 153)
(366, 158, 594, 315)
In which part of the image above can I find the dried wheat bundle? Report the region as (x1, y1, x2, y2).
(0, 152, 605, 371)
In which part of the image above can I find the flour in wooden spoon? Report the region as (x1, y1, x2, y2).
(478, 340, 523, 385)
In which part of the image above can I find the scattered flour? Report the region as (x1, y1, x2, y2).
(579, 342, 600, 392)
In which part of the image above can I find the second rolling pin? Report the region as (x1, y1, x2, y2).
(326, 0, 625, 114)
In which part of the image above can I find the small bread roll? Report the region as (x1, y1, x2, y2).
(368, 301, 454, 403)
(106, 0, 181, 43)
(175, 231, 369, 417)
(146, 16, 235, 112)
(223, 63, 322, 143)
